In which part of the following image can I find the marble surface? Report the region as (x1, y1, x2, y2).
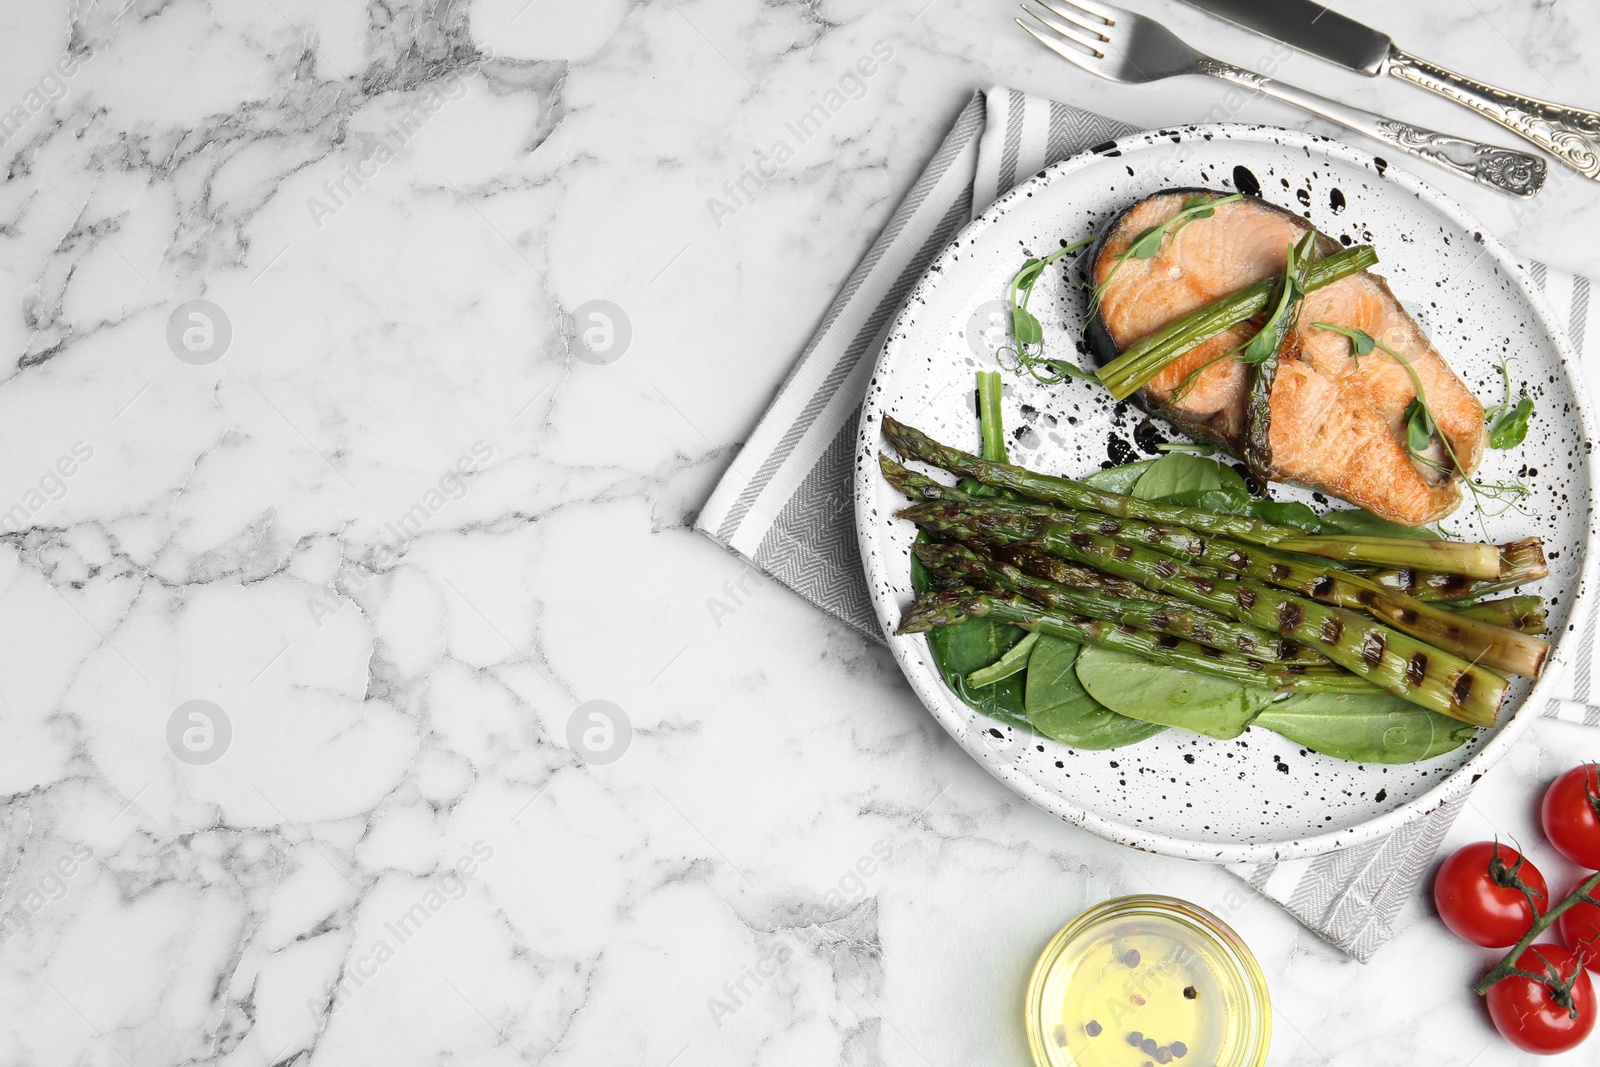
(1, 1, 1598, 1065)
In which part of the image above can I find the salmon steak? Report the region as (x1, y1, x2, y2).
(1084, 191, 1486, 526)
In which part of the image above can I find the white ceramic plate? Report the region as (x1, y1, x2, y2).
(855, 124, 1596, 863)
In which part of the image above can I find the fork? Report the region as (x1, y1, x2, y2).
(1017, 0, 1546, 198)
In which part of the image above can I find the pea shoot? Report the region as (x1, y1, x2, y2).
(1484, 357, 1535, 450)
(998, 235, 1097, 384)
(1001, 194, 1264, 391)
(1163, 232, 1313, 410)
(1086, 194, 1243, 331)
(1313, 322, 1531, 531)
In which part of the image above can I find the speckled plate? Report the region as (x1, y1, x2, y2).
(854, 124, 1596, 863)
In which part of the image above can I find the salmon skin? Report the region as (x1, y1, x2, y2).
(1083, 190, 1485, 527)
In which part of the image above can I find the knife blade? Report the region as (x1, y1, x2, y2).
(1180, 0, 1600, 180)
(1179, 0, 1394, 75)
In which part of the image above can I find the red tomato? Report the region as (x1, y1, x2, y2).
(1542, 764, 1600, 870)
(1434, 841, 1549, 947)
(1486, 944, 1596, 1054)
(1558, 881, 1600, 972)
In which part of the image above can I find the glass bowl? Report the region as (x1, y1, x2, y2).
(1025, 895, 1271, 1067)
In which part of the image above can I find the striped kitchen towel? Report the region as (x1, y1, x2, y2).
(695, 86, 1596, 961)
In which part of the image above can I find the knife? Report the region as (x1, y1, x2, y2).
(1179, 0, 1600, 180)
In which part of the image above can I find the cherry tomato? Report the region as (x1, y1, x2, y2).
(1557, 881, 1600, 972)
(1486, 944, 1596, 1054)
(1434, 841, 1548, 947)
(1542, 764, 1600, 870)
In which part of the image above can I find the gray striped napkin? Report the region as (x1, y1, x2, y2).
(696, 87, 1597, 961)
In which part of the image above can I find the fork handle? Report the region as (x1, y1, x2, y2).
(1194, 58, 1546, 198)
(1384, 48, 1600, 181)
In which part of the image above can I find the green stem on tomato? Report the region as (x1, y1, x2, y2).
(1473, 868, 1600, 996)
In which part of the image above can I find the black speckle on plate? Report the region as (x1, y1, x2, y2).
(1232, 164, 1261, 197)
(1134, 418, 1168, 454)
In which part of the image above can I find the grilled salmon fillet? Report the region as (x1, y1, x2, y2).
(1084, 191, 1485, 526)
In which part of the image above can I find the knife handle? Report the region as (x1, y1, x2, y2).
(1386, 48, 1600, 181)
(1196, 59, 1547, 198)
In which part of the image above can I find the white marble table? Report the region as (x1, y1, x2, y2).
(1, 1, 1598, 1064)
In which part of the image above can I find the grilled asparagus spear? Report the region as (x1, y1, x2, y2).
(899, 588, 1370, 693)
(898, 501, 1507, 726)
(884, 455, 1547, 678)
(883, 417, 1501, 579)
(916, 540, 1342, 669)
(1366, 538, 1548, 602)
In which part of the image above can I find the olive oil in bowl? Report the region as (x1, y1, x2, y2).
(1025, 896, 1271, 1067)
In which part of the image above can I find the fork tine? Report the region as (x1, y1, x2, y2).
(1033, 0, 1111, 37)
(1016, 15, 1107, 74)
(1045, 0, 1120, 25)
(1019, 4, 1107, 56)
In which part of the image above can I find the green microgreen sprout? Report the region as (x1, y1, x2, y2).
(1154, 441, 1227, 455)
(1483, 356, 1535, 450)
(1238, 234, 1311, 366)
(1163, 233, 1313, 409)
(998, 235, 1097, 384)
(1312, 322, 1531, 534)
(1085, 194, 1244, 336)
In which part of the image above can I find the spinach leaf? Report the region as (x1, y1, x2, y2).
(1252, 691, 1478, 764)
(1137, 460, 1322, 533)
(1082, 459, 1160, 494)
(1148, 486, 1323, 535)
(1024, 636, 1166, 750)
(1246, 499, 1322, 531)
(1073, 647, 1275, 740)
(912, 539, 1031, 729)
(1107, 443, 1410, 538)
(1318, 509, 1439, 541)
(1130, 453, 1248, 501)
(1157, 488, 1251, 512)
(927, 623, 1031, 730)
